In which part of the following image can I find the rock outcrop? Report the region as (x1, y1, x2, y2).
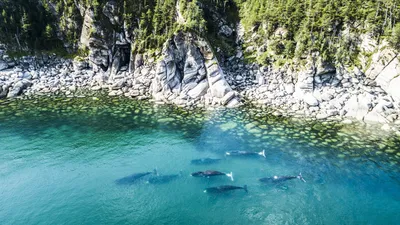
(365, 41, 400, 102)
(151, 32, 239, 107)
(0, 32, 239, 108)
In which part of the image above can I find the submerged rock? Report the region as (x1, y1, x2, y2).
(220, 121, 238, 131)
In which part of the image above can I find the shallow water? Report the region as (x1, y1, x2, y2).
(0, 96, 399, 225)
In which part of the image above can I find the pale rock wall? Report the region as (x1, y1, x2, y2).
(152, 32, 239, 107)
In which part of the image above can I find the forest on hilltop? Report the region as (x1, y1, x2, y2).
(0, 0, 399, 65)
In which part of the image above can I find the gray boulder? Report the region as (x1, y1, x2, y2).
(0, 60, 8, 71)
(7, 80, 31, 98)
(304, 93, 319, 106)
(187, 79, 209, 99)
(0, 85, 8, 98)
(344, 94, 373, 121)
(364, 108, 389, 123)
(387, 76, 400, 101)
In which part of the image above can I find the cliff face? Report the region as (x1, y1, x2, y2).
(152, 32, 239, 107)
(1, 0, 400, 126)
(0, 0, 241, 107)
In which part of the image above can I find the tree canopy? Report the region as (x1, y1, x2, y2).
(0, 0, 399, 63)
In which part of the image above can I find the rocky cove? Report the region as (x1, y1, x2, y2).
(1, 0, 400, 131)
(1, 31, 400, 133)
(2, 1, 400, 224)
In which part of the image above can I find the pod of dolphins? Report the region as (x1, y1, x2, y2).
(115, 149, 306, 194)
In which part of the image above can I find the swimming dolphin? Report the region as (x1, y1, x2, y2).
(225, 150, 266, 158)
(191, 170, 234, 181)
(147, 171, 183, 184)
(115, 169, 157, 185)
(259, 173, 306, 183)
(191, 158, 222, 165)
(204, 185, 248, 193)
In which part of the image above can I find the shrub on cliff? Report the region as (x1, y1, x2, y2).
(390, 23, 400, 52)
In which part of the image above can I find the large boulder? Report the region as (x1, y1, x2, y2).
(187, 79, 209, 99)
(303, 93, 319, 106)
(0, 85, 9, 98)
(0, 60, 8, 71)
(387, 76, 400, 101)
(364, 108, 389, 123)
(344, 94, 373, 121)
(7, 80, 32, 98)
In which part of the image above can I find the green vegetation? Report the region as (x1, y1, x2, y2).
(234, 0, 400, 64)
(0, 0, 60, 52)
(0, 0, 399, 64)
(0, 0, 228, 55)
(390, 23, 400, 51)
(124, 0, 178, 53)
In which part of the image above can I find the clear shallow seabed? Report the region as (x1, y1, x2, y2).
(0, 96, 399, 225)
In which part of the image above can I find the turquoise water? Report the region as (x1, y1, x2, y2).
(0, 97, 400, 225)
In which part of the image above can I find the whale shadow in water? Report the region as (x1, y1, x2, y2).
(115, 169, 157, 185)
(190, 158, 222, 165)
(259, 173, 306, 184)
(204, 185, 248, 195)
(147, 171, 183, 184)
(191, 170, 234, 181)
(259, 173, 306, 191)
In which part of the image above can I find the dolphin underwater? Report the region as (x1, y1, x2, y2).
(191, 158, 222, 165)
(259, 173, 306, 183)
(191, 170, 234, 181)
(147, 171, 183, 184)
(204, 185, 248, 193)
(225, 150, 266, 158)
(115, 169, 157, 185)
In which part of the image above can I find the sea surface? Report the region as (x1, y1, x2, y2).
(0, 96, 399, 225)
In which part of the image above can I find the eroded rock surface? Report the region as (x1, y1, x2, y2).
(151, 32, 239, 107)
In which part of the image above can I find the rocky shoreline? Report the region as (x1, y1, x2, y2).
(1, 0, 400, 133)
(1, 35, 400, 132)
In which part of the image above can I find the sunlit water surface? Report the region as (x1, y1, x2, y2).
(0, 96, 399, 225)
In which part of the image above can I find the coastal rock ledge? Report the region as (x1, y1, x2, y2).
(0, 32, 240, 109)
(1, 34, 400, 128)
